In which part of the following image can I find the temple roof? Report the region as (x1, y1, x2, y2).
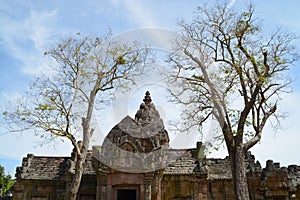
(16, 154, 68, 180)
(164, 149, 201, 175)
(16, 148, 202, 179)
(16, 151, 95, 180)
(16, 149, 300, 184)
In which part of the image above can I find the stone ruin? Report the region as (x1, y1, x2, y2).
(12, 92, 300, 199)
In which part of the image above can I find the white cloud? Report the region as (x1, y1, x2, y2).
(226, 0, 237, 10)
(108, 0, 120, 6)
(122, 0, 156, 27)
(0, 9, 58, 76)
(25, 10, 57, 51)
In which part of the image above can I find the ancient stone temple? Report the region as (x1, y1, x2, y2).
(13, 92, 300, 200)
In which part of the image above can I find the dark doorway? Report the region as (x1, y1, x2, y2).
(117, 189, 137, 200)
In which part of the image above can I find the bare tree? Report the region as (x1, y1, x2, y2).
(3, 33, 149, 200)
(169, 2, 298, 199)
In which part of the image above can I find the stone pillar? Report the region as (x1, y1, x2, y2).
(96, 174, 100, 200)
(145, 181, 151, 200)
(145, 173, 154, 200)
(107, 184, 112, 200)
(96, 172, 107, 200)
(152, 171, 164, 200)
(140, 184, 145, 200)
(194, 175, 208, 200)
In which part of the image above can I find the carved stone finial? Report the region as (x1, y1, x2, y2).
(135, 91, 161, 126)
(143, 91, 152, 104)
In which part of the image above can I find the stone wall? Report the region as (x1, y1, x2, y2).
(161, 175, 207, 200)
(13, 175, 96, 200)
(13, 180, 65, 200)
(77, 175, 97, 200)
(205, 155, 300, 200)
(207, 179, 235, 200)
(13, 151, 300, 200)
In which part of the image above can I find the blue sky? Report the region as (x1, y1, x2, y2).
(0, 0, 300, 175)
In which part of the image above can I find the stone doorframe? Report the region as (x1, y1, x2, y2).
(95, 171, 156, 200)
(113, 185, 140, 200)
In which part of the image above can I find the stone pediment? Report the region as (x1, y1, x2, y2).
(102, 91, 169, 155)
(117, 115, 165, 138)
(93, 91, 170, 173)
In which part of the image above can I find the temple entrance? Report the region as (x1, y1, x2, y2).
(117, 189, 137, 200)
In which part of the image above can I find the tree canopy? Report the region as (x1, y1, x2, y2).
(0, 165, 14, 196)
(169, 2, 298, 199)
(3, 32, 150, 200)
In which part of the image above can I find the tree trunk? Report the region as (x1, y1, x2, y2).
(65, 92, 94, 200)
(229, 145, 250, 200)
(66, 154, 85, 200)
